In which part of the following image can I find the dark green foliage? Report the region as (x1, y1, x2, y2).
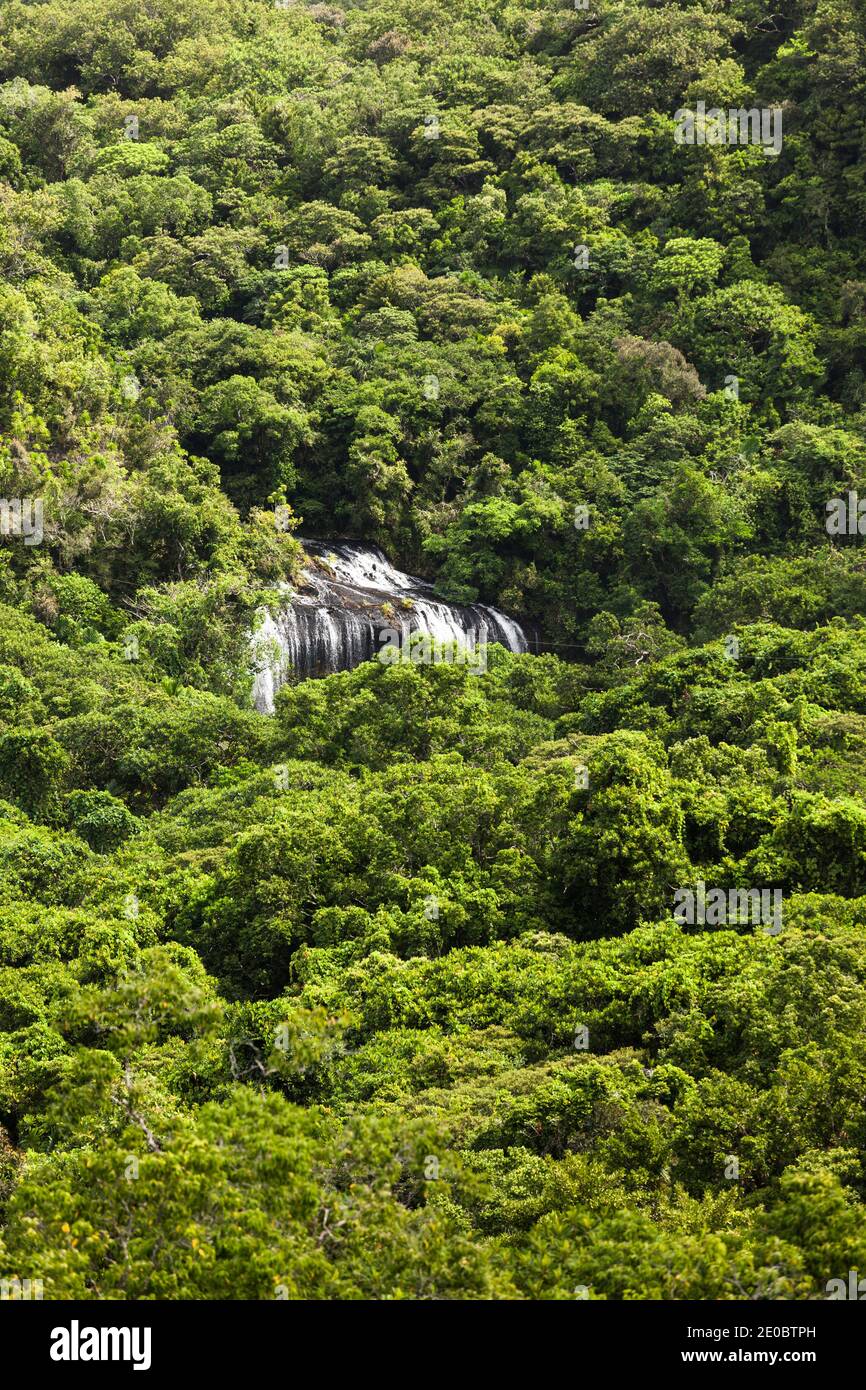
(1, 0, 866, 1301)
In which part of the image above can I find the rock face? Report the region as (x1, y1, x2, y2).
(252, 539, 529, 712)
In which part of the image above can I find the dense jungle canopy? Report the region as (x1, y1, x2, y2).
(1, 0, 866, 1300)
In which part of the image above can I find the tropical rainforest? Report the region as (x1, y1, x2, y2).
(1, 0, 866, 1301)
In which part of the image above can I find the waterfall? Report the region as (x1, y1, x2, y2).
(251, 539, 529, 713)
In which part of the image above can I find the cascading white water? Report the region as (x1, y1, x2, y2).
(251, 540, 529, 712)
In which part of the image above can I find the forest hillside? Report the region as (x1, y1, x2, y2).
(1, 0, 866, 1300)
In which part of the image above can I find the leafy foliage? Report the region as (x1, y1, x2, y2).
(1, 0, 866, 1301)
